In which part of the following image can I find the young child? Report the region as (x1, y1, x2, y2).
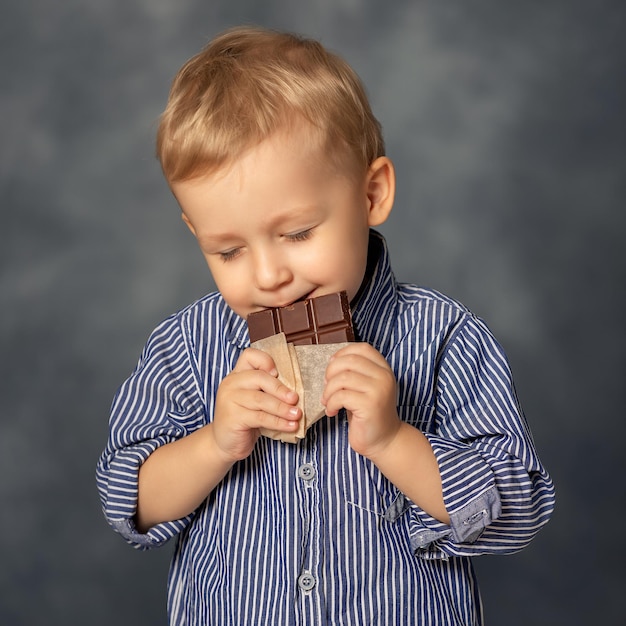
(97, 26, 555, 625)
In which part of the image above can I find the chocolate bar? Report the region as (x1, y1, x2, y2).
(247, 291, 354, 345)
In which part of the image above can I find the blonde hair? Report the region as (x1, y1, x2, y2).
(156, 26, 385, 182)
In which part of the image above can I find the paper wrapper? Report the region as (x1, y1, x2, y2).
(251, 333, 349, 443)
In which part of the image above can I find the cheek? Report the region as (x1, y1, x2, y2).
(211, 275, 250, 317)
(205, 259, 240, 297)
(296, 243, 340, 276)
(306, 241, 366, 294)
(339, 233, 370, 295)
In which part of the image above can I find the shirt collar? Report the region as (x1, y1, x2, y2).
(226, 229, 398, 352)
(225, 304, 250, 348)
(351, 229, 398, 356)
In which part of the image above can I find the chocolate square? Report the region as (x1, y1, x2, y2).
(247, 291, 354, 345)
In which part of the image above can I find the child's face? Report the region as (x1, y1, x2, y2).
(173, 124, 392, 319)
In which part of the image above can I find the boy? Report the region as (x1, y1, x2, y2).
(97, 26, 554, 625)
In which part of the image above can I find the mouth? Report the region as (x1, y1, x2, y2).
(294, 290, 315, 303)
(258, 290, 318, 311)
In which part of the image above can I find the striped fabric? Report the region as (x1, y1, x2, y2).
(96, 230, 554, 625)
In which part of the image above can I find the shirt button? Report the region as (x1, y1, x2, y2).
(298, 571, 316, 591)
(297, 463, 316, 481)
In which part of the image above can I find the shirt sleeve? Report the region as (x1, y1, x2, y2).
(95, 313, 207, 550)
(402, 315, 555, 559)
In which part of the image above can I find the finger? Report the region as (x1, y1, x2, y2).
(330, 342, 387, 363)
(233, 348, 279, 375)
(225, 368, 299, 405)
(252, 410, 301, 433)
(323, 388, 365, 418)
(227, 390, 301, 432)
(263, 372, 300, 405)
(325, 350, 387, 380)
(245, 388, 302, 422)
(322, 369, 375, 403)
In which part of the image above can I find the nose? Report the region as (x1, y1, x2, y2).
(252, 246, 292, 291)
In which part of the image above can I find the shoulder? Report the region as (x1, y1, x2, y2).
(392, 283, 502, 352)
(174, 290, 232, 326)
(146, 291, 223, 336)
(144, 291, 246, 353)
(392, 283, 512, 376)
(398, 285, 510, 365)
(395, 283, 471, 324)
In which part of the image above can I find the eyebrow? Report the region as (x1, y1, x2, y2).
(197, 233, 240, 250)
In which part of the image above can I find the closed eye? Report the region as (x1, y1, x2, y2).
(285, 228, 313, 242)
(219, 247, 242, 262)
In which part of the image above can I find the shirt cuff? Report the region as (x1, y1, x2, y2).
(100, 440, 192, 549)
(402, 483, 500, 560)
(387, 434, 502, 558)
(426, 433, 502, 533)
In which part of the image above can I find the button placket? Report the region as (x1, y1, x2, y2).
(294, 432, 322, 618)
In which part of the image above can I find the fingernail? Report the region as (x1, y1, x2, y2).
(288, 407, 299, 417)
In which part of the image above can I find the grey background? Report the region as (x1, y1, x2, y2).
(2, 0, 624, 624)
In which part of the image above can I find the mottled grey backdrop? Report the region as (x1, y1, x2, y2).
(2, 0, 624, 624)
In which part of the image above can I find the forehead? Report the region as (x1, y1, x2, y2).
(185, 129, 357, 199)
(190, 118, 363, 186)
(207, 133, 328, 207)
(173, 134, 362, 231)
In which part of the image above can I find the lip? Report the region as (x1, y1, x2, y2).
(257, 290, 318, 311)
(294, 289, 317, 303)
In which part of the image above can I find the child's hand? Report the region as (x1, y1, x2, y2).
(322, 343, 400, 458)
(212, 348, 301, 462)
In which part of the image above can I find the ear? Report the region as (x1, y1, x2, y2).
(181, 212, 197, 236)
(365, 157, 395, 227)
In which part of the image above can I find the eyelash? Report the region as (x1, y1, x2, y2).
(286, 228, 313, 242)
(219, 248, 242, 262)
(217, 229, 313, 263)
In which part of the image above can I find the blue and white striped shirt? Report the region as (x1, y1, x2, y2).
(96, 230, 554, 625)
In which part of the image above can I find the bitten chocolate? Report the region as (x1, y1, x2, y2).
(247, 291, 355, 345)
